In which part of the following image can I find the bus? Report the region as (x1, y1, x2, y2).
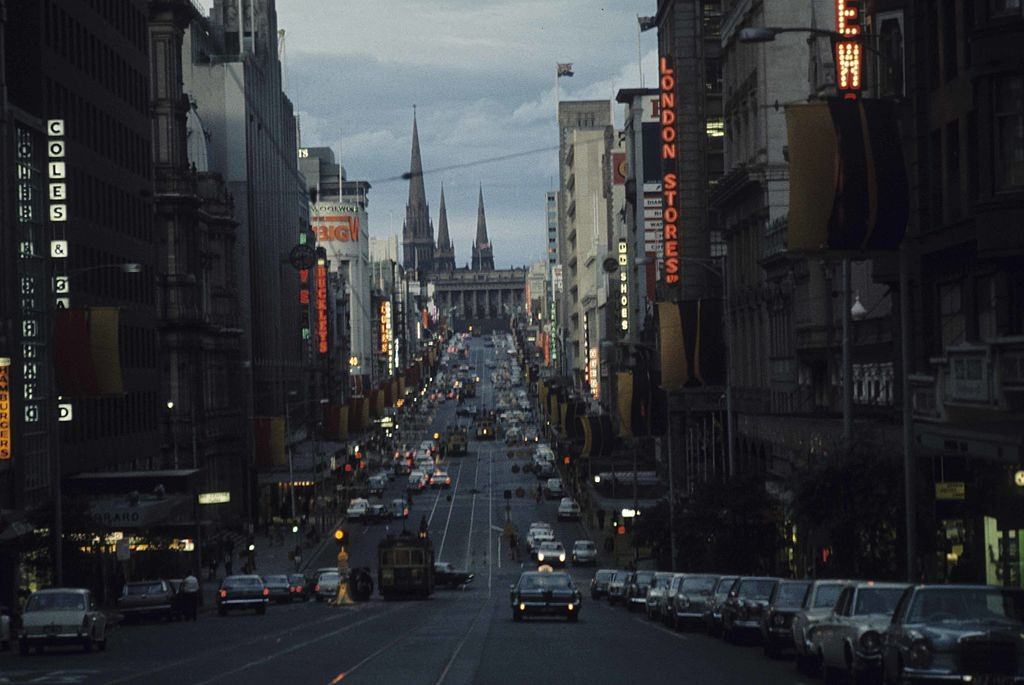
(378, 533, 434, 598)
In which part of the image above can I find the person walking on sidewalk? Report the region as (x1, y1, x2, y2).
(181, 573, 199, 621)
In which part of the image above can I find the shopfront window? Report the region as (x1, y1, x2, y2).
(985, 516, 1023, 588)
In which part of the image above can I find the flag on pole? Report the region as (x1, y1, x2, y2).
(556, 63, 574, 78)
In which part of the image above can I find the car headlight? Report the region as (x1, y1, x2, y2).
(772, 613, 786, 627)
(559, 553, 565, 562)
(538, 554, 545, 561)
(859, 631, 881, 653)
(908, 638, 932, 668)
(567, 603, 575, 611)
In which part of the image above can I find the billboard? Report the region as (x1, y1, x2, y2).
(312, 202, 366, 261)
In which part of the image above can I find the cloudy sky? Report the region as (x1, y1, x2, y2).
(203, 0, 658, 268)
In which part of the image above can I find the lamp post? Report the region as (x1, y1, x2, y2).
(166, 400, 179, 469)
(739, 24, 917, 580)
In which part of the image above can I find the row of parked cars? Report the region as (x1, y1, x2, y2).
(592, 570, 1024, 684)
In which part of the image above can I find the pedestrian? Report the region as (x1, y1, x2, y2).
(181, 572, 199, 621)
(224, 554, 233, 576)
(207, 555, 218, 581)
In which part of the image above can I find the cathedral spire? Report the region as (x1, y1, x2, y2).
(434, 184, 456, 272)
(471, 185, 494, 271)
(402, 109, 433, 273)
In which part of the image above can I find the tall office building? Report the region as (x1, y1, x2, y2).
(184, 0, 309, 419)
(545, 191, 559, 267)
(1, 0, 159, 597)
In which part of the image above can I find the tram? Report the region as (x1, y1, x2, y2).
(378, 532, 434, 598)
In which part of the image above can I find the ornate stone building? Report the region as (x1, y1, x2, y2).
(470, 187, 495, 272)
(401, 114, 435, 277)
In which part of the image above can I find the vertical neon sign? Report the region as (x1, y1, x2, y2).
(659, 56, 680, 285)
(315, 261, 328, 354)
(0, 358, 11, 461)
(836, 0, 862, 99)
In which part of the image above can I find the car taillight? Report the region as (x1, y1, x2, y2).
(315, 584, 320, 592)
(219, 589, 227, 599)
(263, 588, 270, 596)
(296, 586, 302, 592)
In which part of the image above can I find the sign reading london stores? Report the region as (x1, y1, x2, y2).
(659, 56, 680, 285)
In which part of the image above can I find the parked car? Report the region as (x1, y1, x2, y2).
(590, 569, 616, 600)
(434, 562, 475, 589)
(625, 570, 657, 612)
(812, 581, 910, 684)
(217, 575, 268, 616)
(287, 573, 310, 602)
(315, 571, 341, 602)
(721, 576, 778, 643)
(557, 498, 581, 521)
(882, 584, 1024, 685)
(571, 540, 597, 566)
(607, 571, 629, 606)
(792, 580, 848, 675)
(510, 571, 581, 622)
(761, 579, 812, 658)
(116, 580, 176, 622)
(346, 498, 370, 521)
(703, 576, 740, 637)
(668, 574, 718, 629)
(645, 572, 678, 620)
(17, 588, 106, 655)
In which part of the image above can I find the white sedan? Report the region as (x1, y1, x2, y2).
(557, 497, 580, 521)
(18, 588, 107, 654)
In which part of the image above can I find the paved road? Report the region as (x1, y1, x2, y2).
(0, 338, 810, 684)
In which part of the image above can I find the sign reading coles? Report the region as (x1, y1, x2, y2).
(659, 56, 680, 286)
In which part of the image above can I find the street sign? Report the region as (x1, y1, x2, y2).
(198, 491, 231, 504)
(57, 402, 73, 422)
(935, 482, 966, 500)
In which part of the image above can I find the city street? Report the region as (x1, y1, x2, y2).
(0, 340, 805, 685)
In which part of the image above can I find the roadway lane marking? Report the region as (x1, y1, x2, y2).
(189, 604, 408, 685)
(326, 634, 405, 683)
(632, 616, 691, 641)
(435, 461, 464, 559)
(463, 448, 481, 570)
(103, 606, 378, 684)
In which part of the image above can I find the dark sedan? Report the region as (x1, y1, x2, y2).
(721, 577, 778, 643)
(590, 569, 616, 600)
(261, 575, 292, 604)
(434, 562, 474, 589)
(761, 579, 811, 657)
(116, 580, 175, 622)
(216, 575, 268, 616)
(510, 571, 581, 622)
(287, 573, 310, 602)
(882, 584, 1024, 684)
(625, 570, 656, 612)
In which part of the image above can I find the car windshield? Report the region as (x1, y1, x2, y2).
(813, 584, 845, 608)
(681, 577, 718, 594)
(519, 574, 574, 591)
(854, 588, 906, 615)
(774, 583, 810, 608)
(738, 579, 775, 599)
(319, 573, 339, 583)
(264, 575, 289, 584)
(595, 571, 615, 581)
(125, 582, 165, 595)
(26, 593, 86, 612)
(224, 577, 261, 589)
(634, 571, 655, 585)
(907, 588, 1024, 623)
(716, 579, 739, 598)
(288, 575, 305, 584)
(575, 542, 595, 550)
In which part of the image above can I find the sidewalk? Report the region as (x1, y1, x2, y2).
(198, 520, 340, 612)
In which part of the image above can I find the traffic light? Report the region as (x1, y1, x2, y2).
(334, 528, 348, 548)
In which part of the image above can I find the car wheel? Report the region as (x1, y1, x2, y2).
(218, 607, 227, 616)
(99, 636, 107, 652)
(512, 610, 522, 622)
(257, 605, 266, 615)
(18, 639, 29, 656)
(568, 611, 579, 623)
(83, 637, 93, 653)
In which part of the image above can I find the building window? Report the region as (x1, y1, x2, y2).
(873, 11, 905, 98)
(976, 275, 998, 341)
(994, 76, 1024, 190)
(939, 281, 965, 348)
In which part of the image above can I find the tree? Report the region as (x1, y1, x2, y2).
(791, 431, 904, 580)
(674, 476, 783, 574)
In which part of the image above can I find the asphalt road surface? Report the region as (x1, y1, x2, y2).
(0, 338, 810, 685)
